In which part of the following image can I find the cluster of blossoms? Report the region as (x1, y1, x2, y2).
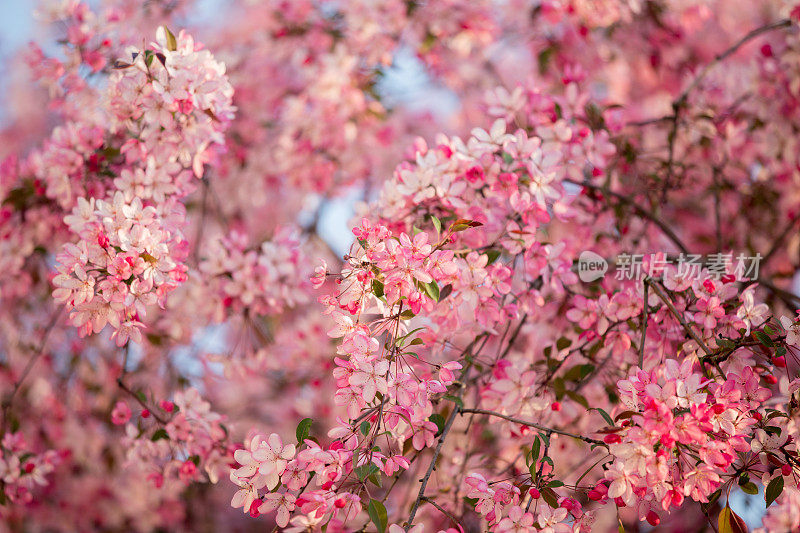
(53, 193, 187, 345)
(324, 220, 463, 434)
(464, 471, 595, 532)
(114, 388, 232, 488)
(107, 26, 235, 199)
(599, 358, 765, 524)
(0, 433, 58, 505)
(199, 227, 310, 319)
(5, 0, 800, 531)
(51, 27, 234, 344)
(224, 220, 467, 527)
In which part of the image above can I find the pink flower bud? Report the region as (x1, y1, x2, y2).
(111, 401, 132, 425)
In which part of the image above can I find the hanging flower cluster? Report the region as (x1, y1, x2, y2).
(116, 388, 232, 488)
(51, 26, 234, 344)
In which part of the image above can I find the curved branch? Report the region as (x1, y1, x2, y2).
(458, 408, 605, 446)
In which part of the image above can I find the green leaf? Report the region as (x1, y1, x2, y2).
(766, 475, 784, 507)
(556, 337, 572, 351)
(530, 437, 541, 465)
(719, 505, 733, 533)
(740, 481, 758, 495)
(540, 487, 559, 508)
(430, 215, 442, 235)
(485, 249, 501, 265)
(360, 421, 370, 436)
(537, 46, 555, 74)
(563, 364, 594, 382)
(566, 390, 589, 408)
(188, 454, 200, 466)
(408, 338, 424, 346)
(442, 394, 463, 408)
(151, 428, 169, 441)
(429, 413, 446, 435)
(368, 472, 383, 488)
(367, 499, 388, 533)
(163, 26, 178, 51)
(372, 279, 384, 298)
(355, 464, 367, 480)
(594, 408, 614, 426)
(548, 480, 564, 488)
(754, 331, 773, 347)
(539, 432, 550, 447)
(718, 504, 747, 533)
(422, 280, 440, 302)
(296, 418, 313, 443)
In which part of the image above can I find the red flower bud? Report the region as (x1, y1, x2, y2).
(248, 499, 261, 518)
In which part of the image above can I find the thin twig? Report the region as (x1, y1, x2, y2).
(1, 308, 63, 435)
(116, 378, 167, 424)
(404, 405, 459, 530)
(420, 496, 460, 527)
(458, 408, 605, 446)
(677, 19, 791, 103)
(760, 216, 800, 269)
(565, 179, 689, 254)
(639, 279, 649, 368)
(498, 313, 528, 361)
(648, 281, 712, 356)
